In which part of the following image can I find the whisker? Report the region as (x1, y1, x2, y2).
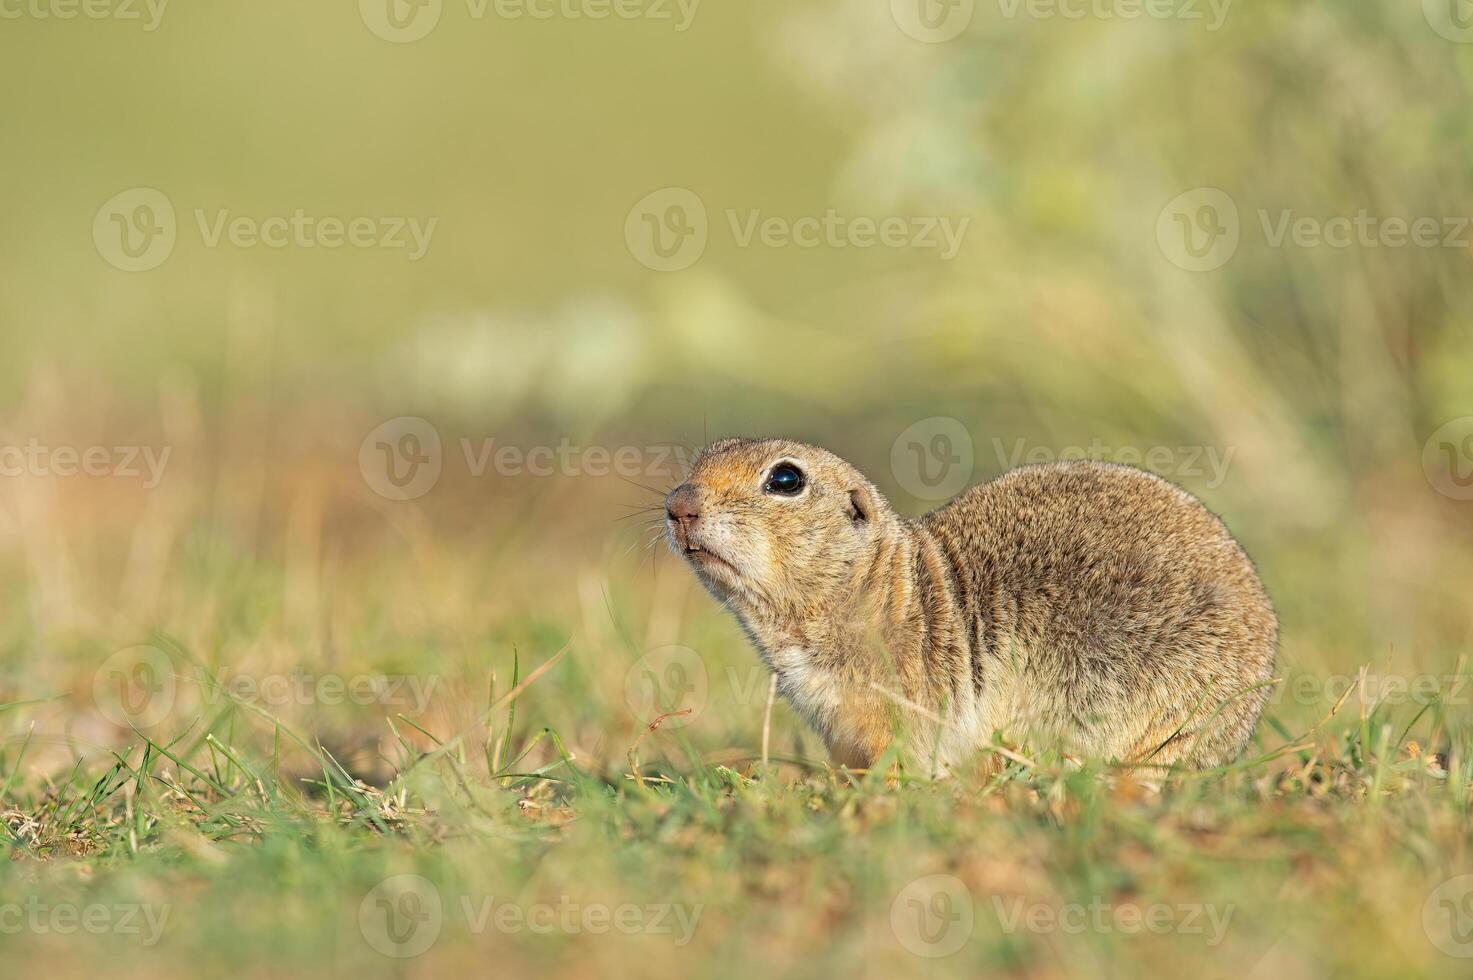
(619, 523, 668, 559)
(615, 474, 670, 497)
(614, 509, 664, 523)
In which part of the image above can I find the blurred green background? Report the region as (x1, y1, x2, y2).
(3, 1, 1470, 678)
(2, 2, 1473, 977)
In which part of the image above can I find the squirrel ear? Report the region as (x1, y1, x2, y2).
(848, 487, 872, 524)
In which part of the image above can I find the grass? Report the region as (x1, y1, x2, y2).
(2, 609, 1471, 979)
(0, 422, 1468, 980)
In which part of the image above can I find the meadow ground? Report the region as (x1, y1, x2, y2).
(1, 452, 1470, 980)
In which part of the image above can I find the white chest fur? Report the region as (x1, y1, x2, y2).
(767, 646, 844, 738)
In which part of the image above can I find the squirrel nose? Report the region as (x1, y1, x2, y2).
(666, 483, 702, 523)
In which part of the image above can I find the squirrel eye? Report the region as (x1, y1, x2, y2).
(764, 462, 806, 496)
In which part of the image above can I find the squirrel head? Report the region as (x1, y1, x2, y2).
(665, 438, 898, 614)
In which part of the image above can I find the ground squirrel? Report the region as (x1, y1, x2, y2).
(665, 437, 1277, 775)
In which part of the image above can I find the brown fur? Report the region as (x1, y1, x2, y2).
(666, 438, 1277, 774)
